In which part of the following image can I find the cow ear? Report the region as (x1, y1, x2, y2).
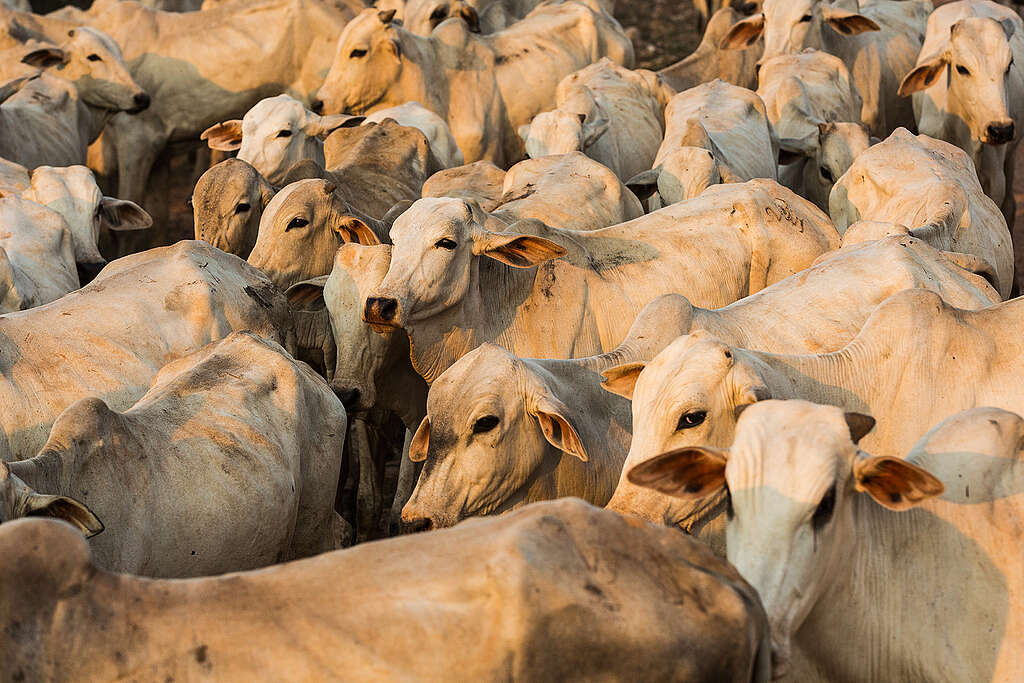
(456, 4, 480, 32)
(378, 7, 397, 23)
(334, 216, 380, 245)
(409, 416, 430, 462)
(582, 116, 610, 148)
(853, 455, 944, 510)
(721, 13, 764, 50)
(21, 493, 104, 538)
(99, 197, 152, 232)
(625, 168, 661, 202)
(201, 120, 244, 151)
(733, 383, 770, 416)
(306, 113, 364, 139)
(898, 57, 947, 96)
(285, 276, 328, 310)
(600, 362, 646, 400)
(473, 228, 566, 268)
(627, 446, 728, 499)
(822, 7, 880, 35)
(999, 17, 1016, 40)
(533, 396, 588, 462)
(258, 174, 277, 209)
(21, 46, 67, 68)
(844, 412, 875, 444)
(517, 123, 531, 143)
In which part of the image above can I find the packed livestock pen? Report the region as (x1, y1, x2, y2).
(0, 0, 1022, 680)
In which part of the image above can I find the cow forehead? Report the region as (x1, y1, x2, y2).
(32, 166, 99, 202)
(74, 27, 123, 57)
(431, 345, 523, 406)
(244, 96, 306, 131)
(951, 19, 1013, 64)
(341, 9, 393, 45)
(765, 0, 816, 23)
(639, 336, 735, 394)
(391, 197, 475, 240)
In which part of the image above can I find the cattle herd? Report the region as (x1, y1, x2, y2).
(1, 0, 1024, 679)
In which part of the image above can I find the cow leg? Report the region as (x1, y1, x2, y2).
(108, 111, 168, 205)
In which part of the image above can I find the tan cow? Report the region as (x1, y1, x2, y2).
(363, 180, 839, 383)
(363, 101, 465, 169)
(659, 7, 762, 92)
(0, 500, 771, 681)
(629, 401, 1024, 681)
(190, 158, 274, 259)
(898, 1, 1024, 231)
(314, 3, 633, 166)
(518, 58, 673, 182)
(831, 128, 1014, 298)
(603, 289, 1024, 531)
(1, 332, 349, 577)
(626, 80, 778, 207)
(756, 49, 868, 210)
(0, 240, 290, 463)
(421, 159, 507, 210)
(723, 0, 928, 138)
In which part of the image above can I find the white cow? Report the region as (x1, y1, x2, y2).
(626, 79, 778, 207)
(831, 128, 1014, 298)
(658, 7, 762, 92)
(0, 196, 78, 312)
(1, 332, 349, 577)
(898, 1, 1024, 230)
(421, 159, 507, 210)
(364, 101, 465, 169)
(628, 400, 1024, 681)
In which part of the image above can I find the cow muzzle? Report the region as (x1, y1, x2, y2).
(363, 296, 401, 327)
(400, 515, 434, 534)
(984, 120, 1015, 145)
(127, 92, 150, 114)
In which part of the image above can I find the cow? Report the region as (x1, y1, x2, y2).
(898, 1, 1024, 237)
(0, 240, 290, 463)
(831, 128, 1014, 298)
(201, 94, 365, 186)
(602, 289, 1024, 532)
(755, 49, 867, 210)
(626, 79, 778, 207)
(0, 332, 349, 577)
(314, 3, 633, 167)
(628, 400, 1024, 681)
(421, 159, 507, 211)
(0, 500, 771, 681)
(658, 7, 762, 92)
(362, 180, 840, 383)
(191, 158, 274, 259)
(363, 101, 465, 170)
(518, 58, 672, 182)
(400, 342, 632, 531)
(722, 0, 929, 138)
(0, 195, 78, 312)
(386, 0, 605, 35)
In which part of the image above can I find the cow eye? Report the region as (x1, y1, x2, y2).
(820, 166, 835, 183)
(472, 415, 499, 434)
(430, 6, 448, 21)
(811, 484, 836, 531)
(799, 13, 812, 22)
(87, 53, 102, 61)
(675, 410, 707, 431)
(1008, 58, 1014, 73)
(725, 485, 734, 520)
(276, 129, 292, 138)
(349, 48, 367, 59)
(956, 64, 970, 76)
(234, 202, 250, 214)
(434, 237, 457, 250)
(286, 217, 309, 231)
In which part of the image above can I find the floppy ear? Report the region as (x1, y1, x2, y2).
(721, 13, 764, 50)
(517, 123, 531, 142)
(627, 446, 728, 499)
(473, 228, 566, 268)
(822, 7, 880, 35)
(582, 116, 610, 148)
(306, 113, 364, 139)
(202, 120, 244, 151)
(600, 362, 646, 400)
(853, 455, 944, 510)
(21, 493, 104, 538)
(625, 168, 661, 202)
(21, 46, 67, 68)
(378, 7, 397, 23)
(999, 17, 1016, 40)
(0, 74, 37, 105)
(99, 197, 152, 232)
(334, 216, 380, 245)
(456, 4, 481, 32)
(532, 395, 588, 462)
(409, 416, 430, 462)
(285, 276, 328, 310)
(258, 174, 277, 209)
(844, 412, 875, 444)
(898, 56, 948, 96)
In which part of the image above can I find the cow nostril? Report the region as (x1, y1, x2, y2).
(986, 122, 1015, 142)
(364, 297, 398, 322)
(132, 93, 150, 111)
(401, 517, 433, 534)
(334, 386, 360, 409)
(311, 99, 324, 114)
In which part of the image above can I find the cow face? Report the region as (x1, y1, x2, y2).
(723, 0, 879, 63)
(316, 9, 406, 116)
(0, 461, 102, 537)
(247, 179, 378, 292)
(364, 197, 564, 329)
(191, 159, 275, 260)
(900, 17, 1019, 145)
(22, 27, 149, 114)
(23, 165, 151, 277)
(520, 106, 609, 160)
(806, 121, 870, 211)
(400, 344, 587, 531)
(627, 400, 941, 678)
(600, 332, 769, 526)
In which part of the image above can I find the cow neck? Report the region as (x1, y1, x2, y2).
(689, 307, 754, 349)
(7, 447, 69, 496)
(397, 37, 448, 118)
(752, 341, 874, 414)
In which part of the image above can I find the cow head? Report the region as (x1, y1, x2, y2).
(519, 88, 610, 159)
(363, 197, 565, 329)
(806, 121, 870, 210)
(600, 331, 771, 527)
(400, 343, 588, 532)
(201, 95, 364, 186)
(627, 400, 942, 678)
(404, 0, 481, 35)
(22, 27, 149, 114)
(0, 461, 103, 538)
(191, 158, 276, 260)
(899, 17, 1019, 146)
